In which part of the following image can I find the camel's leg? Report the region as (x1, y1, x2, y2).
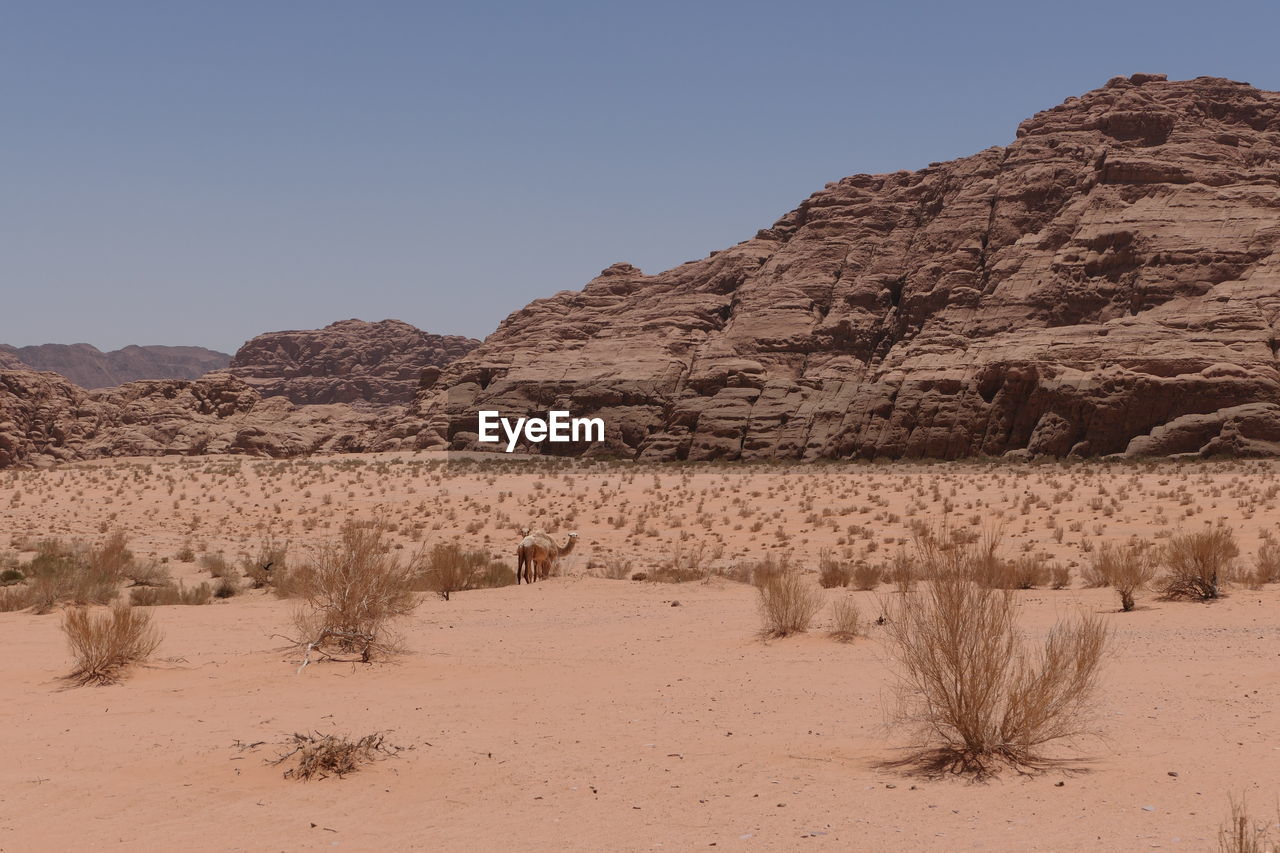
(517, 553, 525, 585)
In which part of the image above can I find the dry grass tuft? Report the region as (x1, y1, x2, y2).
(757, 571, 823, 638)
(129, 582, 213, 606)
(828, 596, 863, 641)
(818, 549, 851, 588)
(883, 550, 1108, 776)
(271, 732, 404, 780)
(1217, 795, 1277, 853)
(62, 604, 161, 685)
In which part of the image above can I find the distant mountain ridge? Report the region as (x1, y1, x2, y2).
(226, 318, 481, 405)
(0, 343, 231, 389)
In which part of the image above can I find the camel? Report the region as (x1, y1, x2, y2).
(516, 530, 578, 584)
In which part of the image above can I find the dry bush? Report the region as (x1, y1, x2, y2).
(1160, 527, 1238, 601)
(850, 561, 882, 591)
(418, 542, 513, 599)
(271, 732, 403, 780)
(818, 549, 851, 588)
(828, 596, 863, 641)
(757, 571, 824, 638)
(198, 553, 233, 578)
(1247, 540, 1280, 589)
(883, 565, 1108, 776)
(736, 552, 789, 588)
(241, 536, 288, 589)
(1217, 795, 1277, 853)
(1049, 563, 1071, 590)
(129, 582, 213, 606)
(25, 545, 119, 613)
(62, 604, 161, 685)
(289, 523, 418, 662)
(885, 548, 918, 594)
(1091, 541, 1157, 611)
(648, 540, 722, 583)
(0, 585, 33, 612)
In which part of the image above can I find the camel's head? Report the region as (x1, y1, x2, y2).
(569, 532, 578, 538)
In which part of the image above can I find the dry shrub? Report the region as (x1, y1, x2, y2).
(26, 546, 118, 614)
(1160, 527, 1238, 601)
(828, 596, 863, 641)
(418, 542, 513, 599)
(818, 549, 851, 589)
(198, 553, 233, 578)
(271, 732, 403, 780)
(0, 585, 33, 612)
(737, 552, 789, 588)
(1049, 563, 1071, 590)
(757, 571, 823, 638)
(884, 566, 1108, 776)
(1217, 795, 1277, 853)
(129, 582, 213, 606)
(885, 548, 918, 594)
(1246, 540, 1280, 589)
(242, 536, 288, 589)
(649, 540, 722, 583)
(289, 523, 418, 662)
(851, 561, 882, 591)
(1091, 541, 1157, 611)
(62, 604, 161, 685)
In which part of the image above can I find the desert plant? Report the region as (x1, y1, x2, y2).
(1160, 527, 1238, 600)
(62, 604, 162, 685)
(289, 523, 418, 662)
(818, 549, 851, 589)
(241, 535, 288, 589)
(757, 571, 824, 638)
(1217, 795, 1276, 853)
(198, 553, 233, 578)
(1092, 541, 1157, 612)
(1049, 563, 1071, 590)
(0, 585, 33, 612)
(129, 582, 213, 606)
(270, 732, 403, 780)
(1249, 540, 1280, 587)
(417, 542, 514, 599)
(828, 596, 863, 641)
(850, 561, 882, 591)
(883, 565, 1108, 776)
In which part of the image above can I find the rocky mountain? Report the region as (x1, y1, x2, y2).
(0, 369, 390, 468)
(227, 319, 480, 405)
(393, 74, 1280, 460)
(0, 343, 231, 388)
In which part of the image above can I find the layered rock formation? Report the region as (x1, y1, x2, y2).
(227, 319, 480, 406)
(0, 343, 231, 388)
(0, 370, 390, 468)
(395, 74, 1280, 460)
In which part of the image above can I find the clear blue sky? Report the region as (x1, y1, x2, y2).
(4, 1, 1278, 353)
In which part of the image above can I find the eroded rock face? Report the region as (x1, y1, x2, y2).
(0, 343, 231, 388)
(227, 319, 480, 405)
(0, 370, 392, 468)
(393, 75, 1280, 460)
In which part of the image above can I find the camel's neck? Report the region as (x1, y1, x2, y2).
(560, 537, 576, 556)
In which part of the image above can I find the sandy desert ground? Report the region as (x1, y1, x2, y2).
(1, 452, 1279, 851)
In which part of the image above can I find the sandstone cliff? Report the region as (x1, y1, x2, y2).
(0, 370, 390, 468)
(227, 319, 480, 405)
(394, 74, 1280, 460)
(0, 343, 231, 388)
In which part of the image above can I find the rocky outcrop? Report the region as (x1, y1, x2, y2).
(227, 319, 480, 406)
(0, 343, 231, 388)
(0, 370, 392, 468)
(391, 74, 1280, 460)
